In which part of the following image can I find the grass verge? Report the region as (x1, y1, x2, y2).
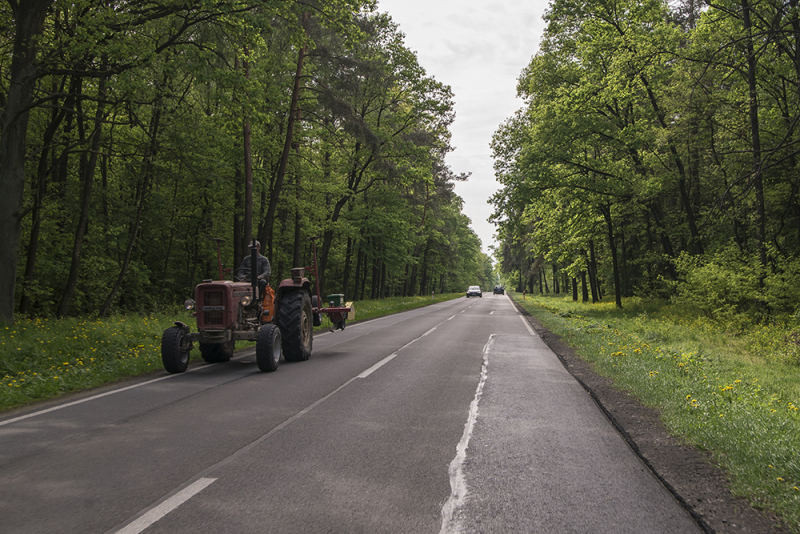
(0, 293, 461, 412)
(511, 292, 800, 532)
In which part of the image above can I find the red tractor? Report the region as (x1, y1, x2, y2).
(160, 238, 350, 374)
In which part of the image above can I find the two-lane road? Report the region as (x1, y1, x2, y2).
(0, 295, 700, 533)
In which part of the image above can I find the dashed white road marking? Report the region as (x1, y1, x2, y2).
(113, 477, 216, 534)
(358, 353, 398, 378)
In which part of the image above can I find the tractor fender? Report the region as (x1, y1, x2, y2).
(276, 277, 311, 295)
(173, 321, 190, 333)
(275, 278, 312, 315)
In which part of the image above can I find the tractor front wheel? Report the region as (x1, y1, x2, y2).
(161, 326, 190, 373)
(279, 290, 313, 362)
(256, 324, 282, 372)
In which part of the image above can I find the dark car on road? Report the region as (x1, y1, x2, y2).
(466, 286, 482, 298)
(493, 285, 504, 295)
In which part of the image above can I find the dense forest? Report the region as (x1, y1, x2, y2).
(0, 0, 494, 322)
(492, 0, 800, 323)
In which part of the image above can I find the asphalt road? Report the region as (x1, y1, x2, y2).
(0, 295, 701, 533)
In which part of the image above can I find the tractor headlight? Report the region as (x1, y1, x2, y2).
(240, 295, 252, 307)
(184, 299, 196, 310)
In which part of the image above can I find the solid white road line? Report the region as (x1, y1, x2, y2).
(519, 314, 537, 336)
(113, 477, 216, 534)
(439, 335, 492, 534)
(0, 368, 207, 428)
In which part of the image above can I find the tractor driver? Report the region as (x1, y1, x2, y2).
(238, 240, 271, 298)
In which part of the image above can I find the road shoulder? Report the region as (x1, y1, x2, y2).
(512, 301, 789, 534)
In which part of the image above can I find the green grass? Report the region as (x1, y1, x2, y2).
(0, 293, 462, 412)
(315, 293, 460, 329)
(511, 292, 800, 532)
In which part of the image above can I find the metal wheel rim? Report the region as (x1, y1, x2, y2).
(301, 308, 310, 346)
(272, 331, 281, 364)
(179, 335, 190, 364)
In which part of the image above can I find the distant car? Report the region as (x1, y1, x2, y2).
(466, 286, 482, 298)
(493, 285, 504, 295)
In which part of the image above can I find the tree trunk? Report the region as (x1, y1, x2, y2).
(620, 225, 629, 298)
(242, 58, 254, 251)
(342, 236, 353, 299)
(100, 90, 162, 317)
(360, 250, 368, 301)
(380, 260, 387, 298)
(159, 179, 181, 292)
(19, 91, 67, 314)
(353, 243, 363, 301)
(601, 205, 623, 309)
(640, 75, 704, 255)
(58, 75, 107, 317)
(543, 266, 549, 293)
(581, 270, 589, 303)
(552, 264, 559, 294)
(370, 255, 379, 300)
(418, 239, 431, 296)
(260, 13, 307, 253)
(0, 0, 53, 322)
(589, 240, 600, 302)
(742, 0, 768, 272)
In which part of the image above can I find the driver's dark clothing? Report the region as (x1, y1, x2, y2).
(239, 253, 271, 299)
(239, 254, 271, 281)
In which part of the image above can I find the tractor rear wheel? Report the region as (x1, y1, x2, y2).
(199, 341, 234, 363)
(279, 290, 313, 362)
(256, 324, 281, 372)
(161, 326, 190, 373)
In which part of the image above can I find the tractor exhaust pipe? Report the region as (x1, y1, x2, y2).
(250, 239, 258, 300)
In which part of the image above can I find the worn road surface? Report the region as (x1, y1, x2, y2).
(0, 295, 700, 533)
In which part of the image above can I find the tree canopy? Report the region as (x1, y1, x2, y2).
(1, 0, 491, 320)
(492, 0, 800, 319)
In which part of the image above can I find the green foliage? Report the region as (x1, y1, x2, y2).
(671, 248, 766, 325)
(492, 0, 800, 320)
(5, 2, 487, 319)
(671, 246, 800, 327)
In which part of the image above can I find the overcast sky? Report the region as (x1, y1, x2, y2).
(375, 0, 552, 256)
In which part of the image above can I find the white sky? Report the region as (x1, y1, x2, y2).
(376, 0, 551, 257)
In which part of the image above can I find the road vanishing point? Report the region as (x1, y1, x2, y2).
(0, 295, 700, 533)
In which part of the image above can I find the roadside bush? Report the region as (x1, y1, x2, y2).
(763, 248, 800, 316)
(672, 245, 800, 327)
(672, 247, 766, 326)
